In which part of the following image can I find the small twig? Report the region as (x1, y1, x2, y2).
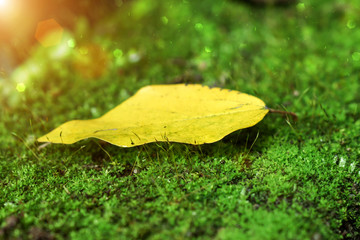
(243, 131, 259, 159)
(65, 145, 86, 162)
(37, 142, 52, 151)
(94, 140, 113, 162)
(268, 108, 298, 122)
(63, 185, 71, 195)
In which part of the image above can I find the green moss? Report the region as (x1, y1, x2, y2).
(1, 0, 360, 239)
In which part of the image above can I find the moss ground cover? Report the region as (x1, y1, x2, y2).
(1, 0, 360, 239)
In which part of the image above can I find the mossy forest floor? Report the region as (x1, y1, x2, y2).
(1, 0, 360, 239)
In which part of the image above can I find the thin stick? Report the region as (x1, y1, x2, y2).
(268, 108, 298, 122)
(243, 131, 259, 159)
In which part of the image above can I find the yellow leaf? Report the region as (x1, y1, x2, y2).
(38, 84, 269, 147)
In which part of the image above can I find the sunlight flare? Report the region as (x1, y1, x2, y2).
(0, 0, 8, 7)
(0, 0, 18, 22)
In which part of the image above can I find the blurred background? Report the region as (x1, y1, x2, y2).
(0, 0, 120, 72)
(1, 0, 127, 103)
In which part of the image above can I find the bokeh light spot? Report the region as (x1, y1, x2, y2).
(352, 52, 360, 61)
(239, 43, 247, 49)
(204, 47, 212, 53)
(161, 16, 168, 25)
(128, 50, 141, 63)
(347, 20, 356, 29)
(67, 39, 76, 48)
(296, 3, 305, 12)
(16, 83, 26, 92)
(113, 49, 123, 58)
(195, 23, 203, 31)
(35, 19, 64, 47)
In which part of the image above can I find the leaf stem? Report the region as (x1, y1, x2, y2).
(268, 108, 298, 122)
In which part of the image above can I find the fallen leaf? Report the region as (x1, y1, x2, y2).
(38, 84, 269, 147)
